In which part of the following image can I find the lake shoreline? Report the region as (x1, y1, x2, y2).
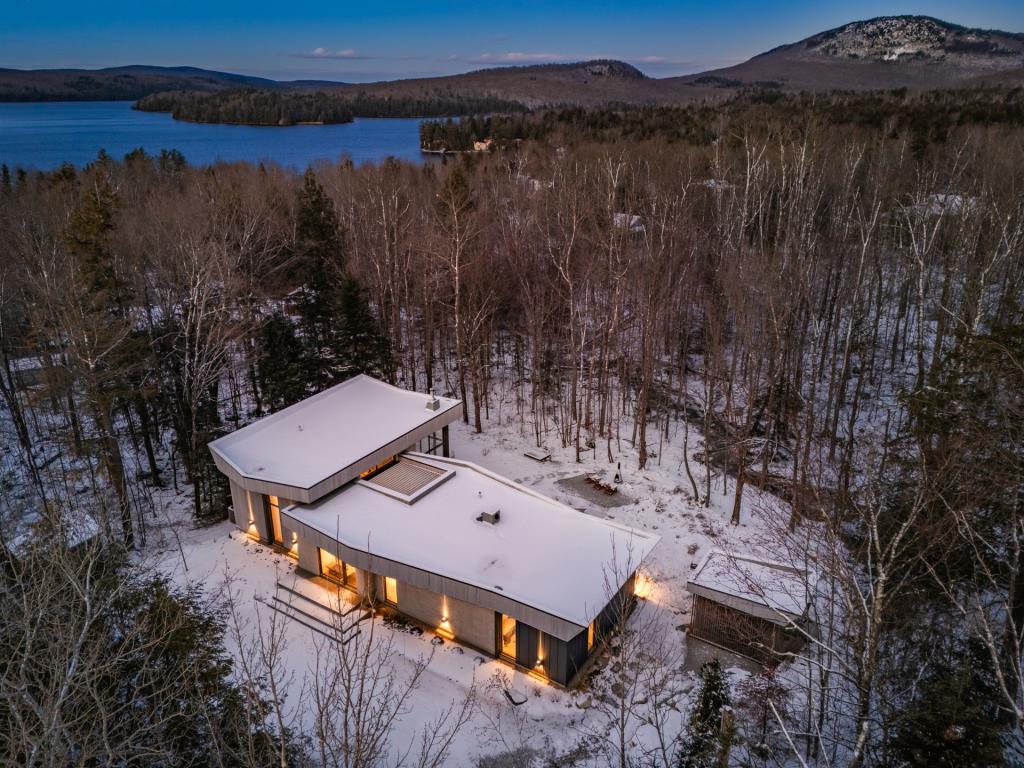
(0, 101, 431, 171)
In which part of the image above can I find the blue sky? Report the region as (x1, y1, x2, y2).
(3, 1, 1023, 82)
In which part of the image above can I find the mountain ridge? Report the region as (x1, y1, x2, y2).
(1, 16, 1022, 105)
(671, 15, 1024, 91)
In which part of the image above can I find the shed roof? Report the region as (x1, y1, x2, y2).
(284, 453, 660, 632)
(208, 375, 461, 491)
(687, 550, 811, 624)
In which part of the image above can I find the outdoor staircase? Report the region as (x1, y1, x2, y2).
(257, 577, 370, 644)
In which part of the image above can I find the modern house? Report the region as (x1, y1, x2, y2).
(687, 550, 812, 666)
(209, 375, 659, 686)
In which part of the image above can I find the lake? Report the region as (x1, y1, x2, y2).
(0, 100, 430, 170)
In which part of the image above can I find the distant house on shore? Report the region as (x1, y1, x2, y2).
(612, 212, 645, 235)
(209, 375, 659, 686)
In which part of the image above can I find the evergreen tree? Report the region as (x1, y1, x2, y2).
(0, 544, 295, 765)
(332, 277, 391, 379)
(62, 173, 139, 547)
(257, 312, 308, 412)
(158, 148, 187, 176)
(678, 659, 734, 768)
(290, 168, 345, 390)
(889, 641, 1005, 768)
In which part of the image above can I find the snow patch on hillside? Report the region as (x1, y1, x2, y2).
(810, 17, 1022, 68)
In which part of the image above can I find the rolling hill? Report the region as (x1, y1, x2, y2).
(312, 60, 706, 108)
(0, 65, 280, 102)
(2, 16, 1022, 108)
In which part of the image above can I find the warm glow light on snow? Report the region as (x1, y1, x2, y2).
(634, 569, 656, 601)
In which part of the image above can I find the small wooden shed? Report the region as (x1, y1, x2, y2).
(687, 550, 812, 666)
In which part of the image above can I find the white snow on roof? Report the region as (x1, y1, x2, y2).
(208, 375, 460, 489)
(688, 550, 809, 618)
(285, 453, 660, 628)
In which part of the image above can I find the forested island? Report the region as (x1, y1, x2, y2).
(134, 89, 356, 125)
(134, 87, 527, 125)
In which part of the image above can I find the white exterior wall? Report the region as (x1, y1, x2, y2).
(246, 490, 269, 541)
(283, 509, 586, 641)
(391, 578, 497, 655)
(228, 480, 249, 532)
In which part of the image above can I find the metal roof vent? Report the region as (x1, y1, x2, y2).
(425, 391, 440, 411)
(477, 509, 501, 525)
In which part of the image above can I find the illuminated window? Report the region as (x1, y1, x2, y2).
(268, 495, 283, 544)
(500, 614, 516, 658)
(587, 621, 595, 651)
(360, 456, 397, 480)
(384, 576, 398, 605)
(319, 549, 357, 589)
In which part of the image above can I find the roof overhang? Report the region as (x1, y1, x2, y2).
(210, 404, 460, 504)
(208, 375, 461, 504)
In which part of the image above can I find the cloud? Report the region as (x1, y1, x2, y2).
(293, 47, 369, 60)
(442, 52, 579, 64)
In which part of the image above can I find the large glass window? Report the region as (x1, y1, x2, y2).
(500, 614, 517, 658)
(319, 549, 357, 589)
(268, 495, 283, 544)
(587, 621, 595, 651)
(423, 432, 443, 455)
(384, 576, 398, 605)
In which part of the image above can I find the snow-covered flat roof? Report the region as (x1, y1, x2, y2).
(284, 453, 660, 628)
(688, 550, 810, 621)
(208, 375, 460, 490)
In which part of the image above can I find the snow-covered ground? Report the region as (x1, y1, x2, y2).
(140, 379, 795, 766)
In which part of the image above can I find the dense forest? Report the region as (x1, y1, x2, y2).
(135, 87, 528, 125)
(0, 65, 277, 102)
(1, 89, 1023, 765)
(420, 86, 1024, 150)
(134, 88, 357, 125)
